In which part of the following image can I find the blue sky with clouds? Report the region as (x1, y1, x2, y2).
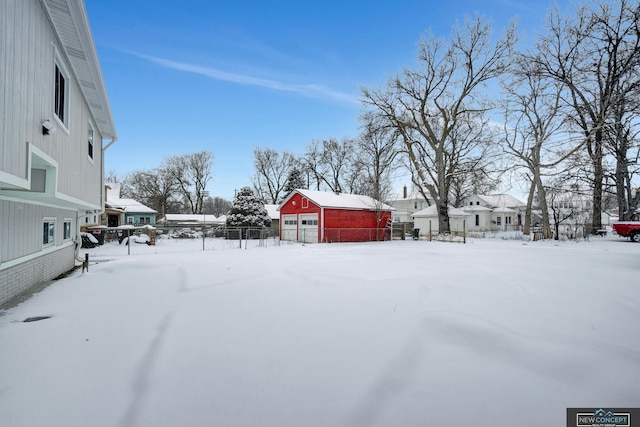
(86, 0, 570, 200)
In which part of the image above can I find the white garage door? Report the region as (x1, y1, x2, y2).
(299, 214, 319, 243)
(281, 215, 298, 242)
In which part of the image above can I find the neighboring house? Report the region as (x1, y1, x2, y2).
(412, 205, 471, 235)
(279, 189, 394, 243)
(105, 183, 156, 226)
(462, 194, 526, 232)
(158, 214, 222, 226)
(546, 187, 610, 236)
(0, 0, 116, 305)
(388, 185, 430, 222)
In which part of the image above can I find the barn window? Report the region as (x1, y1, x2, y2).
(302, 197, 309, 208)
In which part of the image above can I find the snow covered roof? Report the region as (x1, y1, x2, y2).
(107, 198, 157, 214)
(161, 214, 220, 223)
(477, 194, 525, 209)
(105, 183, 157, 214)
(412, 205, 471, 218)
(264, 204, 280, 220)
(283, 189, 395, 211)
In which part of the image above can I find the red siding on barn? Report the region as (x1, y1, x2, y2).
(279, 190, 393, 243)
(323, 208, 391, 242)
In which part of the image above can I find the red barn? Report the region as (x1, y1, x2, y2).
(279, 189, 394, 243)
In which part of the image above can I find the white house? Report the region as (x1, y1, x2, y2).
(412, 205, 471, 235)
(462, 194, 526, 232)
(0, 0, 116, 305)
(388, 186, 430, 222)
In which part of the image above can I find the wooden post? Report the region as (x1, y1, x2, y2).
(463, 219, 466, 244)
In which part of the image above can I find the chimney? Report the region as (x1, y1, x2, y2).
(403, 185, 407, 199)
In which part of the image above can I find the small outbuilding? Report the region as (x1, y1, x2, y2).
(412, 205, 471, 235)
(279, 189, 394, 243)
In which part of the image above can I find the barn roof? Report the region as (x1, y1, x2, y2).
(281, 189, 394, 211)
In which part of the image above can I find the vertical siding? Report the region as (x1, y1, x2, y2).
(1, 199, 76, 263)
(1, 0, 102, 207)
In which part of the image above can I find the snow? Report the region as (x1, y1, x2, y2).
(1, 235, 638, 427)
(289, 189, 395, 211)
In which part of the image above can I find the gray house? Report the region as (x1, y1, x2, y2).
(0, 0, 116, 305)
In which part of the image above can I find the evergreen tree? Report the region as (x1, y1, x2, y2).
(226, 187, 272, 228)
(283, 168, 306, 197)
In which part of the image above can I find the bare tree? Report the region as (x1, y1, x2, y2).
(122, 167, 181, 218)
(165, 151, 214, 214)
(605, 84, 640, 220)
(533, 0, 640, 233)
(251, 147, 295, 204)
(361, 15, 516, 232)
(356, 113, 400, 202)
(500, 57, 586, 238)
(302, 137, 358, 193)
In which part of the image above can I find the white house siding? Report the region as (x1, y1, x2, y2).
(0, 0, 104, 207)
(0, 199, 76, 305)
(0, 0, 115, 304)
(0, 244, 75, 306)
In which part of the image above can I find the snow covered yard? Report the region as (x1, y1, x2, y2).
(0, 236, 638, 427)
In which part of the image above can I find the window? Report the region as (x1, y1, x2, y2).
(496, 217, 502, 226)
(470, 202, 473, 206)
(506, 216, 512, 225)
(475, 215, 479, 226)
(63, 219, 72, 240)
(127, 217, 134, 224)
(88, 123, 94, 160)
(43, 218, 56, 247)
(302, 198, 309, 208)
(54, 59, 69, 125)
(140, 216, 151, 225)
(284, 219, 297, 225)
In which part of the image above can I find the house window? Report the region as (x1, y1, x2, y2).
(476, 201, 480, 205)
(54, 58, 69, 126)
(470, 202, 473, 206)
(63, 219, 72, 240)
(139, 216, 151, 224)
(88, 123, 94, 160)
(127, 217, 134, 224)
(302, 197, 309, 208)
(496, 217, 502, 226)
(475, 215, 479, 226)
(43, 218, 56, 247)
(506, 216, 512, 225)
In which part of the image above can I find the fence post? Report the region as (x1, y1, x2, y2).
(463, 219, 466, 244)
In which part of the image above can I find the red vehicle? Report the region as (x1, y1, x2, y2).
(612, 222, 640, 242)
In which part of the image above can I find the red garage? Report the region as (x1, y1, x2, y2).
(279, 189, 394, 243)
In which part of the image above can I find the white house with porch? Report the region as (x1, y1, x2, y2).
(462, 194, 526, 232)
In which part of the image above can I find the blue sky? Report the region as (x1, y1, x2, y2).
(85, 0, 569, 200)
